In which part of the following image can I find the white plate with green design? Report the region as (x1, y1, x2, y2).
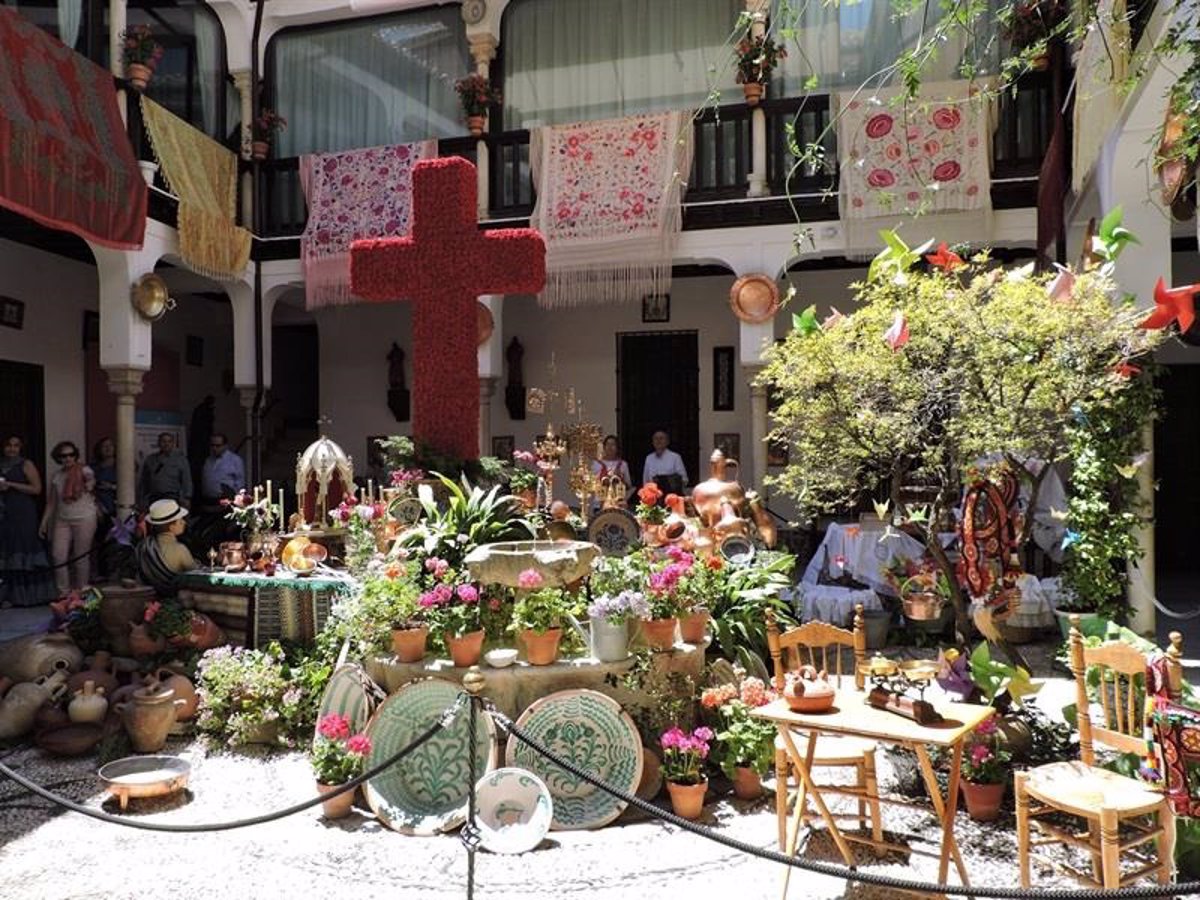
(365, 678, 496, 835)
(474, 767, 554, 854)
(505, 689, 643, 831)
(313, 663, 379, 744)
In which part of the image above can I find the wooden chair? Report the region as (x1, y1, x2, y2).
(1014, 619, 1183, 888)
(766, 604, 882, 851)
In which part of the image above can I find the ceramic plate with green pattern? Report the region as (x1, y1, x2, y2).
(365, 678, 496, 835)
(505, 689, 643, 831)
(313, 663, 379, 744)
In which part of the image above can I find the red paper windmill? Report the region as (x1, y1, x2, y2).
(351, 157, 546, 461)
(1139, 278, 1199, 334)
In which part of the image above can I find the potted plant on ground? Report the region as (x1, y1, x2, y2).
(455, 73, 501, 138)
(660, 725, 714, 819)
(195, 643, 306, 747)
(734, 33, 786, 106)
(709, 677, 776, 800)
(251, 108, 288, 161)
(508, 450, 541, 510)
(512, 569, 570, 665)
(311, 713, 372, 819)
(960, 716, 1010, 821)
(418, 559, 485, 666)
(120, 24, 163, 92)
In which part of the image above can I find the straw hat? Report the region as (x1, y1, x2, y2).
(147, 498, 188, 526)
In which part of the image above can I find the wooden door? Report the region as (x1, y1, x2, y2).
(617, 331, 699, 487)
(0, 359, 45, 486)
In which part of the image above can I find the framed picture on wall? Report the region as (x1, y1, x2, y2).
(491, 435, 515, 459)
(0, 296, 25, 330)
(642, 293, 670, 323)
(713, 346, 735, 411)
(714, 432, 740, 462)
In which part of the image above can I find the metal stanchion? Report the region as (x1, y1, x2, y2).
(461, 666, 486, 900)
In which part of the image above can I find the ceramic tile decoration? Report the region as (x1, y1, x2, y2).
(586, 508, 640, 557)
(474, 767, 554, 854)
(313, 663, 378, 743)
(506, 689, 642, 830)
(365, 678, 496, 835)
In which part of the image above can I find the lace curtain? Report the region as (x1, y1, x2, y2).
(271, 5, 468, 157)
(501, 0, 741, 129)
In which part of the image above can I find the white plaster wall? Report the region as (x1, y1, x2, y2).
(0, 239, 97, 475)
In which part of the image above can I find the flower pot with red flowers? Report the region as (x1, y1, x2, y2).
(250, 109, 288, 161)
(513, 572, 569, 666)
(661, 725, 714, 819)
(1000, 0, 1068, 69)
(418, 566, 486, 667)
(121, 25, 163, 92)
(710, 682, 776, 800)
(960, 716, 1010, 821)
(635, 482, 667, 545)
(734, 32, 786, 107)
(508, 453, 541, 510)
(311, 713, 372, 819)
(455, 73, 501, 138)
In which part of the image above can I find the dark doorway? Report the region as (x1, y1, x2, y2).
(1154, 364, 1200, 645)
(0, 360, 45, 492)
(272, 324, 319, 429)
(617, 331, 699, 487)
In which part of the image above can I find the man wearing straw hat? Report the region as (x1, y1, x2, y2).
(136, 499, 196, 597)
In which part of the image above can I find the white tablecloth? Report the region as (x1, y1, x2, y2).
(802, 522, 953, 596)
(783, 583, 882, 627)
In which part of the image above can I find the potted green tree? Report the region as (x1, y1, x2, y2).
(734, 33, 786, 106)
(455, 74, 501, 138)
(251, 109, 288, 161)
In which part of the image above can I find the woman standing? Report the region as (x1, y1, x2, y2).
(0, 435, 55, 606)
(591, 434, 632, 509)
(40, 441, 97, 595)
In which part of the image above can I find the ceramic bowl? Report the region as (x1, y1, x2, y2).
(473, 767, 553, 854)
(484, 649, 518, 669)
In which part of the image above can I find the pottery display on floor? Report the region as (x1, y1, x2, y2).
(151, 668, 198, 722)
(115, 684, 185, 753)
(67, 650, 120, 698)
(473, 767, 554, 855)
(0, 633, 82, 683)
(99, 755, 191, 810)
(68, 680, 108, 724)
(0, 671, 69, 739)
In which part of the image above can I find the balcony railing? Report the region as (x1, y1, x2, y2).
(249, 73, 1060, 241)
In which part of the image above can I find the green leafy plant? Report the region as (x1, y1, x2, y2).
(143, 600, 193, 642)
(714, 699, 777, 778)
(342, 563, 422, 655)
(374, 435, 505, 486)
(195, 643, 307, 748)
(734, 33, 787, 85)
(709, 550, 796, 670)
(961, 717, 1011, 784)
(968, 641, 1036, 706)
(311, 713, 371, 784)
(512, 581, 574, 634)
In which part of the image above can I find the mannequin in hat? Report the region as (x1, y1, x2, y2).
(136, 499, 196, 597)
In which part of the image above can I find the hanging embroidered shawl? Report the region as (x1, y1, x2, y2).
(140, 97, 251, 280)
(837, 82, 993, 248)
(1072, 0, 1129, 194)
(300, 141, 435, 308)
(531, 111, 693, 308)
(0, 8, 145, 248)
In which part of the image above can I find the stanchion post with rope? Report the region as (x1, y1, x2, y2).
(461, 666, 486, 900)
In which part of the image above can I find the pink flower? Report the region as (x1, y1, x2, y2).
(932, 160, 962, 182)
(740, 677, 770, 707)
(865, 113, 894, 139)
(976, 716, 998, 736)
(932, 106, 961, 130)
(693, 726, 714, 742)
(345, 733, 372, 756)
(660, 727, 685, 750)
(318, 713, 351, 740)
(866, 168, 896, 189)
(970, 743, 992, 766)
(456, 584, 479, 605)
(517, 569, 544, 590)
(488, 597, 502, 612)
(424, 557, 450, 579)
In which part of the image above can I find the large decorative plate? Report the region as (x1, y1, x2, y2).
(586, 508, 640, 557)
(313, 663, 380, 744)
(505, 689, 642, 830)
(365, 678, 496, 835)
(474, 767, 554, 854)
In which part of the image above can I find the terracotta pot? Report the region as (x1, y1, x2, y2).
(68, 680, 108, 725)
(466, 114, 486, 137)
(742, 82, 764, 106)
(99, 583, 155, 655)
(391, 626, 429, 663)
(116, 685, 184, 753)
(1028, 51, 1050, 71)
(666, 779, 708, 820)
(640, 523, 664, 547)
(732, 766, 763, 800)
(251, 140, 270, 161)
(317, 782, 355, 819)
(35, 722, 103, 757)
(521, 628, 562, 666)
(679, 611, 709, 644)
(445, 630, 485, 667)
(640, 618, 678, 651)
(34, 701, 71, 733)
(783, 676, 835, 713)
(961, 780, 1005, 822)
(153, 668, 198, 722)
(128, 623, 166, 657)
(68, 650, 120, 698)
(168, 613, 224, 651)
(125, 62, 152, 92)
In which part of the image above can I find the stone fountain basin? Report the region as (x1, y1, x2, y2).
(464, 540, 599, 588)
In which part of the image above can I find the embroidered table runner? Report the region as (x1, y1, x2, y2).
(837, 82, 993, 247)
(300, 141, 435, 308)
(531, 111, 693, 308)
(0, 8, 145, 248)
(141, 97, 251, 280)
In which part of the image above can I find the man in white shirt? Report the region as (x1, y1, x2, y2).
(200, 433, 245, 507)
(642, 430, 688, 490)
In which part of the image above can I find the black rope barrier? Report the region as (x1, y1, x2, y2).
(0, 693, 465, 833)
(0, 544, 99, 578)
(492, 706, 1200, 900)
(462, 692, 482, 900)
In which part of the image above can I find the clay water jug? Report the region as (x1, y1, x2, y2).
(0, 633, 82, 682)
(68, 650, 120, 698)
(152, 667, 198, 721)
(116, 684, 184, 753)
(127, 622, 166, 657)
(34, 700, 71, 732)
(691, 450, 745, 527)
(0, 671, 69, 739)
(68, 680, 108, 724)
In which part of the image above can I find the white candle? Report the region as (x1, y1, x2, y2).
(279, 490, 285, 525)
(368, 478, 374, 503)
(253, 485, 261, 504)
(266, 480, 273, 509)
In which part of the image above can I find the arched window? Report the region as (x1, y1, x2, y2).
(501, 0, 742, 129)
(268, 6, 469, 157)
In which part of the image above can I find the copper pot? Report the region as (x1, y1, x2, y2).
(691, 450, 745, 527)
(219, 542, 247, 570)
(902, 592, 945, 621)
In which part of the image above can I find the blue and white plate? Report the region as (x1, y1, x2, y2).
(474, 767, 554, 854)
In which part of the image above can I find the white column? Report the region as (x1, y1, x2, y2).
(232, 69, 254, 225)
(745, 0, 768, 197)
(468, 34, 498, 220)
(739, 320, 774, 488)
(477, 294, 504, 455)
(479, 378, 498, 457)
(106, 368, 144, 519)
